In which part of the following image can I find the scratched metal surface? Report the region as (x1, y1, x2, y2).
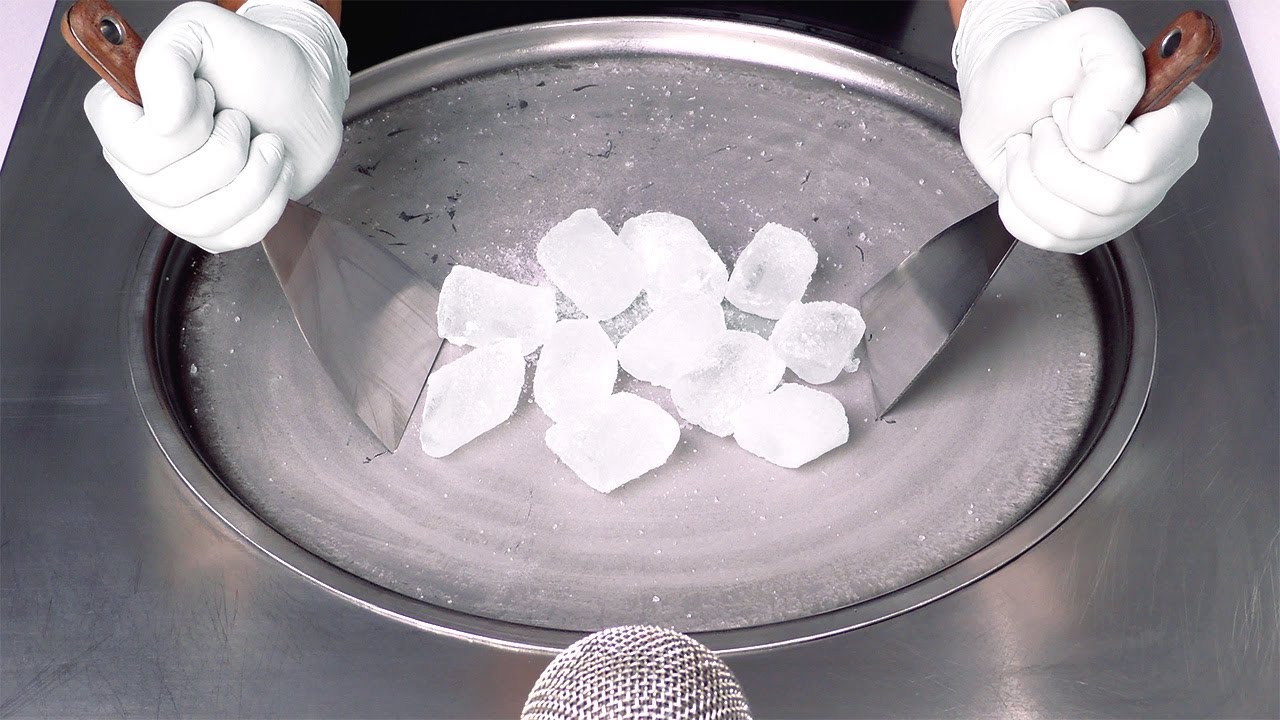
(1, 1, 1274, 717)
(164, 20, 1111, 634)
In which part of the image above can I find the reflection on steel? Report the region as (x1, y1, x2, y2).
(135, 17, 1152, 652)
(261, 201, 441, 450)
(861, 203, 1015, 416)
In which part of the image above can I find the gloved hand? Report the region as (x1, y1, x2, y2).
(953, 0, 1212, 253)
(83, 0, 349, 253)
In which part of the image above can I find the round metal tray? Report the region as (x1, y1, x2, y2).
(129, 17, 1155, 653)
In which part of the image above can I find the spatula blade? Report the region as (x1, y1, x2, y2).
(857, 10, 1220, 418)
(859, 202, 1014, 417)
(262, 201, 442, 450)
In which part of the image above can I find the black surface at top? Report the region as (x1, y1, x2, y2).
(339, 2, 931, 74)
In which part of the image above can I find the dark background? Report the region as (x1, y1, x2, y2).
(340, 1, 954, 79)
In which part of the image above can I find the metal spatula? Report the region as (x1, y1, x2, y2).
(63, 0, 442, 450)
(860, 10, 1220, 417)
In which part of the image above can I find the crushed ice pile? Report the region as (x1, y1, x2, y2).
(418, 210, 867, 492)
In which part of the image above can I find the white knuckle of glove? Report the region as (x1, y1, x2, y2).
(953, 0, 1212, 254)
(82, 0, 350, 254)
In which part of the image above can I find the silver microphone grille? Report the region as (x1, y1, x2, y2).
(521, 625, 752, 720)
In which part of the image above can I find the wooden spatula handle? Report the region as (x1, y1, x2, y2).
(1131, 10, 1221, 120)
(65, 0, 1218, 122)
(62, 0, 345, 106)
(61, 0, 143, 104)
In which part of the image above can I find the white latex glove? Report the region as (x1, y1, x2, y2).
(83, 0, 349, 253)
(953, 0, 1212, 253)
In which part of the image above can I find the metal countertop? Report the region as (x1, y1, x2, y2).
(2, 2, 1276, 717)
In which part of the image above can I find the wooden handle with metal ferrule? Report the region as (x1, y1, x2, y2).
(61, 0, 143, 104)
(61, 0, 343, 107)
(64, 0, 1217, 122)
(1131, 10, 1221, 120)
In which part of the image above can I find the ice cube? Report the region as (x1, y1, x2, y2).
(545, 393, 680, 493)
(725, 223, 818, 319)
(534, 320, 618, 423)
(618, 212, 728, 308)
(437, 266, 556, 355)
(732, 384, 849, 468)
(671, 331, 785, 436)
(537, 209, 644, 320)
(616, 295, 726, 387)
(419, 340, 526, 458)
(769, 301, 867, 384)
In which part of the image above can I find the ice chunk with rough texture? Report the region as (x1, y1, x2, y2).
(437, 266, 556, 355)
(733, 384, 849, 468)
(534, 320, 618, 423)
(725, 223, 818, 319)
(619, 212, 728, 308)
(537, 209, 644, 320)
(769, 301, 867, 384)
(671, 331, 785, 436)
(420, 340, 525, 458)
(545, 393, 680, 493)
(616, 295, 726, 387)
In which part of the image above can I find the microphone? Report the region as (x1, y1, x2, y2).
(522, 625, 753, 720)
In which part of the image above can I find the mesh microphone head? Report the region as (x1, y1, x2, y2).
(521, 625, 753, 720)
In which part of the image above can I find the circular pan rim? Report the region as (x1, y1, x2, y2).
(125, 17, 1157, 655)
